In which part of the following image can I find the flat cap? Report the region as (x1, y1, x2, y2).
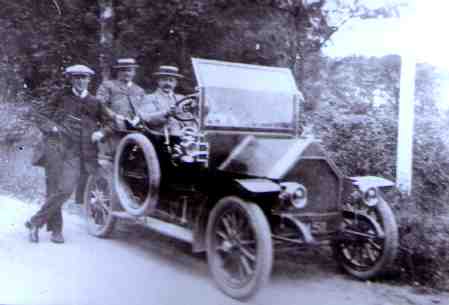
(64, 64, 95, 76)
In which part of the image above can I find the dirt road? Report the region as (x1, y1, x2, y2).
(1, 195, 448, 305)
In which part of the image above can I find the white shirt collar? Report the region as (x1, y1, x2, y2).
(157, 88, 174, 98)
(118, 80, 133, 88)
(72, 88, 88, 99)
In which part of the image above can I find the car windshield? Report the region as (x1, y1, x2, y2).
(192, 58, 299, 133)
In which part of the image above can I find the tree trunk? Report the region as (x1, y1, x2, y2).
(98, 0, 114, 80)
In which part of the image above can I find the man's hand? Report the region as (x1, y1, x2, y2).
(183, 99, 198, 113)
(165, 105, 177, 118)
(91, 130, 105, 143)
(113, 113, 129, 129)
(128, 116, 140, 127)
(51, 126, 59, 134)
(114, 114, 126, 124)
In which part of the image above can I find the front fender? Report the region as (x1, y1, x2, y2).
(234, 178, 281, 195)
(349, 176, 394, 192)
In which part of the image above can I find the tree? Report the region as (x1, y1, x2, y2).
(0, 0, 100, 97)
(0, 0, 407, 99)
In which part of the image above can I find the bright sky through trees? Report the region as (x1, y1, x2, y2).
(324, 0, 449, 70)
(324, 0, 449, 109)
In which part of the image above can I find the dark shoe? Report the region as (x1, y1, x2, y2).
(25, 221, 39, 243)
(50, 232, 65, 244)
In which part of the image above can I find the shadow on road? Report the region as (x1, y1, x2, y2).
(105, 221, 346, 285)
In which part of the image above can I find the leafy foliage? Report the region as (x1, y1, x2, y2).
(0, 0, 100, 97)
(0, 0, 350, 96)
(304, 54, 449, 290)
(110, 0, 330, 91)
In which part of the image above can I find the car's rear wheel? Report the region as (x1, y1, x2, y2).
(114, 133, 161, 217)
(84, 173, 116, 237)
(332, 195, 398, 279)
(206, 196, 273, 301)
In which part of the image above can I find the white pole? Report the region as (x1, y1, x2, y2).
(396, 5, 416, 195)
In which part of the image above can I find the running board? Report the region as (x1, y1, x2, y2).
(112, 211, 194, 244)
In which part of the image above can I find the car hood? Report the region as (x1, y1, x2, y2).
(206, 134, 337, 180)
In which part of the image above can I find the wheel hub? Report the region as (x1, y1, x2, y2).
(222, 239, 242, 252)
(222, 240, 234, 252)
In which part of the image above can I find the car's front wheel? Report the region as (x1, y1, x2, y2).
(332, 194, 398, 279)
(206, 196, 273, 301)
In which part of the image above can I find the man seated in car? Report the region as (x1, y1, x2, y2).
(137, 65, 195, 135)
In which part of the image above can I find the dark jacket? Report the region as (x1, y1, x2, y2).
(32, 90, 104, 168)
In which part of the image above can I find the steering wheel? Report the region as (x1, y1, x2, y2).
(173, 94, 200, 126)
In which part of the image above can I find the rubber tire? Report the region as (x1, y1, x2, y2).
(206, 196, 273, 301)
(333, 196, 399, 280)
(84, 173, 117, 238)
(114, 133, 161, 217)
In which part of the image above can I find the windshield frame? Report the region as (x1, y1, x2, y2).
(192, 58, 301, 137)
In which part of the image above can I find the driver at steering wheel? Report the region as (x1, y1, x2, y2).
(138, 65, 192, 135)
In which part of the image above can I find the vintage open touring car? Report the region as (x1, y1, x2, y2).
(83, 58, 399, 301)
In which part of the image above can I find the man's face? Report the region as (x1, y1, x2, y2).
(70, 74, 90, 92)
(157, 76, 178, 94)
(117, 67, 136, 83)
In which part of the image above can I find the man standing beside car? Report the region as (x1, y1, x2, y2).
(26, 65, 103, 244)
